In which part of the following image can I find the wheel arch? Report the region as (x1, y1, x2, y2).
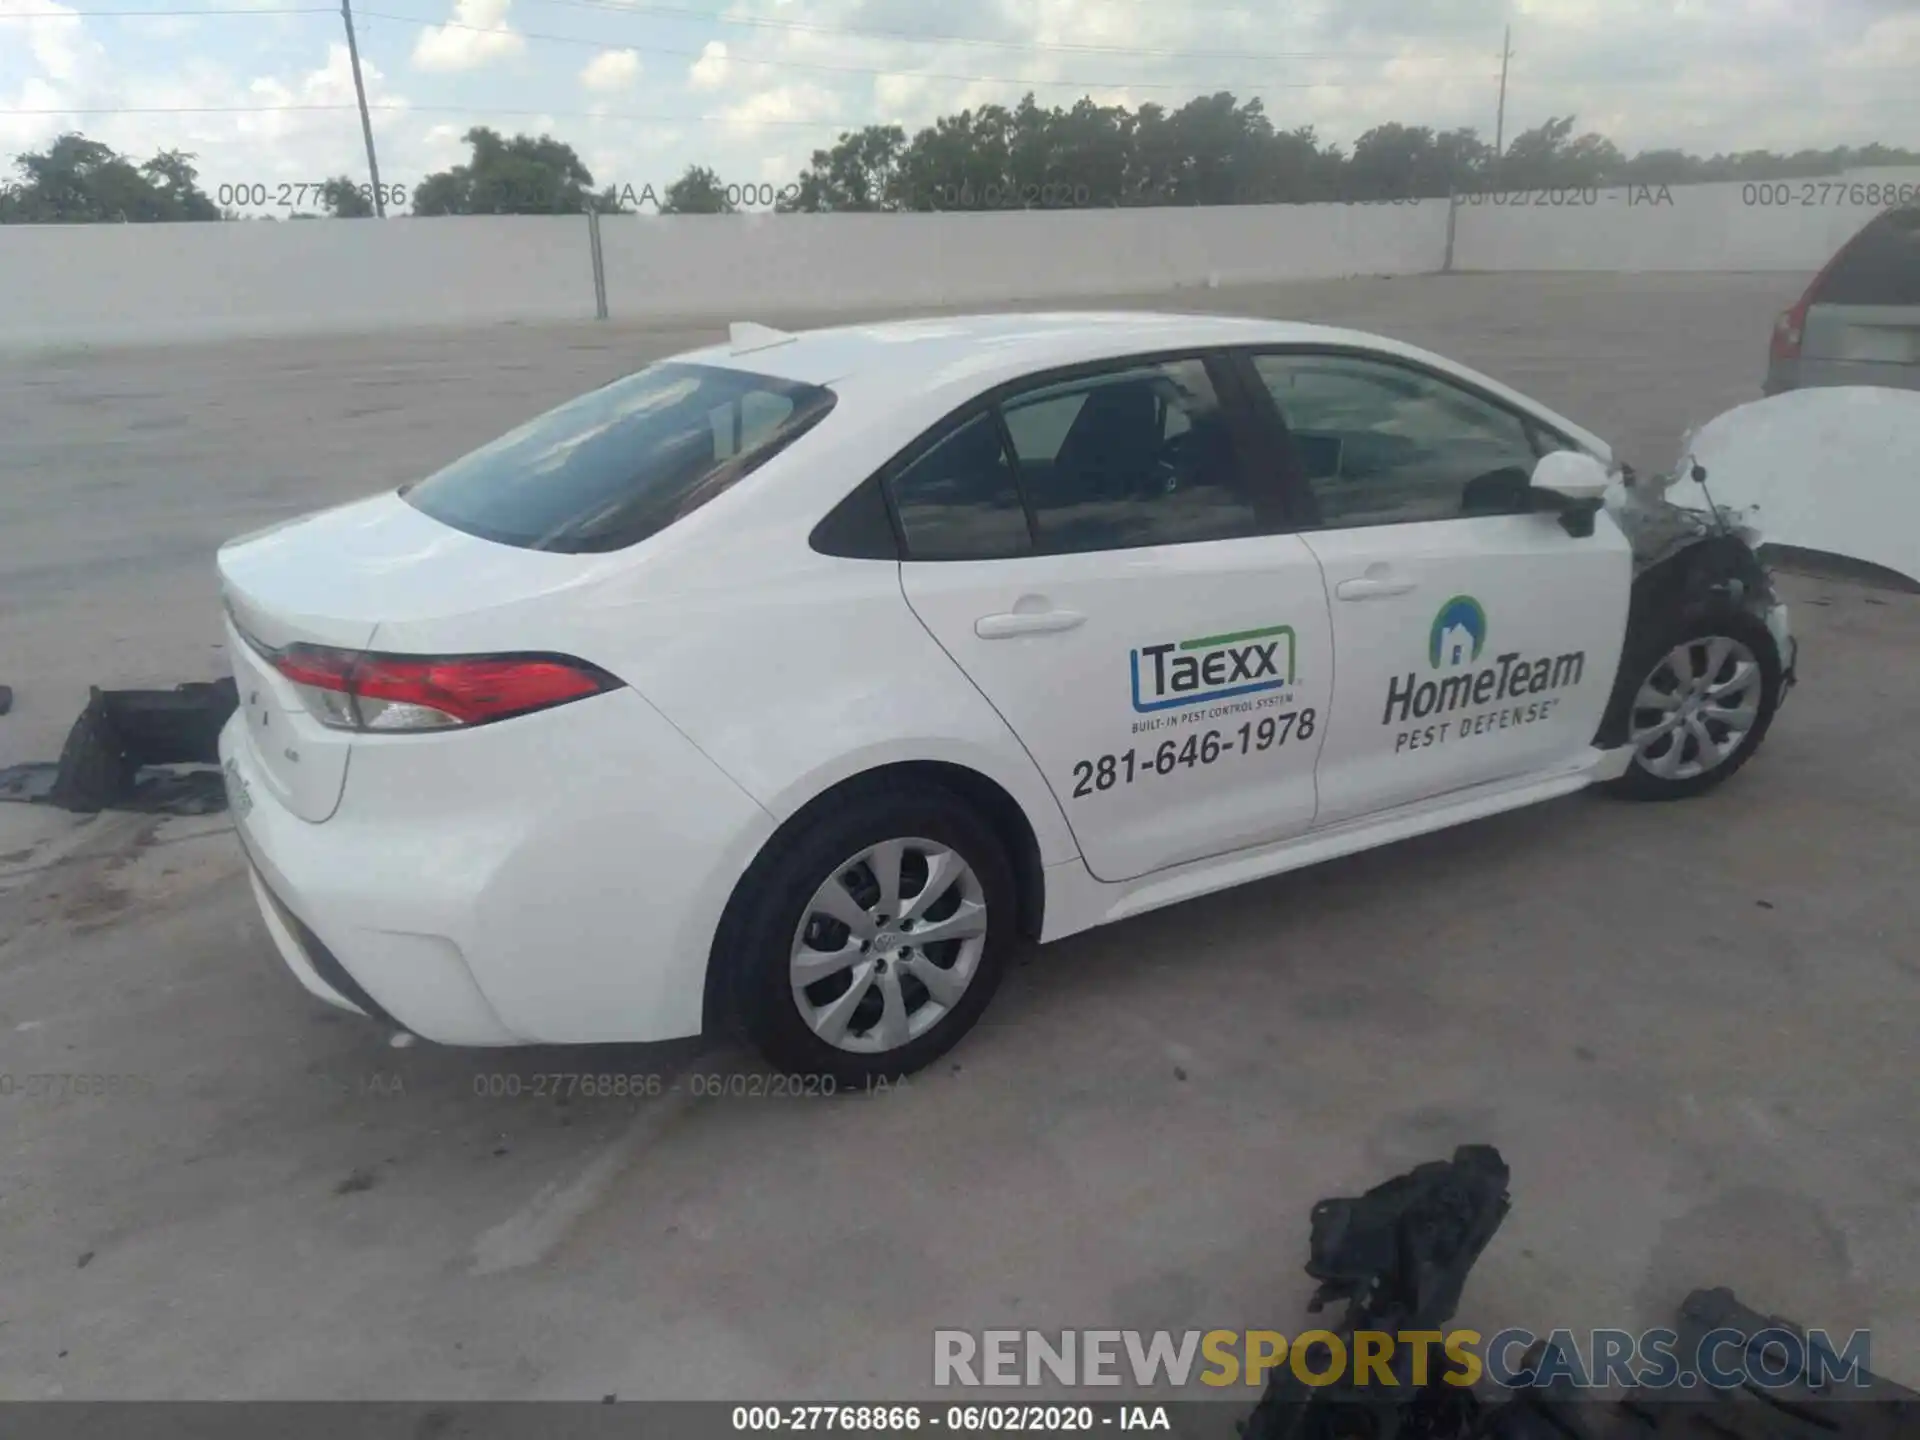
(1630, 534, 1778, 634)
(1596, 535, 1782, 748)
(701, 759, 1051, 1034)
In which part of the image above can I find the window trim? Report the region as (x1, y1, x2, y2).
(808, 472, 901, 560)
(866, 346, 1294, 563)
(986, 404, 1046, 545)
(877, 407, 1037, 564)
(1225, 345, 1575, 530)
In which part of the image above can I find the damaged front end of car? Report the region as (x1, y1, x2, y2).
(1605, 438, 1798, 697)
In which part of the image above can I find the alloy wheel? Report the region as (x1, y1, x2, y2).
(789, 838, 989, 1054)
(1628, 635, 1764, 782)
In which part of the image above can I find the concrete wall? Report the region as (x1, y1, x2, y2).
(0, 199, 1449, 350)
(1, 170, 1913, 349)
(596, 201, 1449, 320)
(1452, 169, 1920, 273)
(0, 215, 601, 349)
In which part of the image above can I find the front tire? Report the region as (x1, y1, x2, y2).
(1601, 605, 1783, 801)
(721, 781, 1016, 1087)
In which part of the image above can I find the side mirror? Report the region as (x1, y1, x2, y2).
(1529, 451, 1612, 537)
(1531, 450, 1611, 501)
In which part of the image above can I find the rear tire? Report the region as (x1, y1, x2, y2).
(720, 781, 1016, 1088)
(1601, 605, 1782, 801)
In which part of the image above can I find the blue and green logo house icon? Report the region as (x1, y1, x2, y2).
(1430, 596, 1488, 669)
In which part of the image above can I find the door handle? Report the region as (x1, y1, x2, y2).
(1336, 576, 1417, 601)
(975, 609, 1086, 639)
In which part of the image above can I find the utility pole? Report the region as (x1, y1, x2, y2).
(1493, 24, 1514, 162)
(341, 0, 387, 217)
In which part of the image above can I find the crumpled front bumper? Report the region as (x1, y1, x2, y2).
(1605, 453, 1799, 703)
(1766, 599, 1798, 696)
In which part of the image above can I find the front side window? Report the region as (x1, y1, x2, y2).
(1000, 358, 1257, 553)
(404, 362, 835, 553)
(1252, 353, 1541, 528)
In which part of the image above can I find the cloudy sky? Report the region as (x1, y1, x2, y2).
(2, 0, 1916, 211)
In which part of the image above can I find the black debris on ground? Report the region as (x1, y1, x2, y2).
(1240, 1149, 1916, 1440)
(0, 679, 237, 817)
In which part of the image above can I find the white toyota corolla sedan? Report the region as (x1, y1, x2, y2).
(217, 312, 1795, 1083)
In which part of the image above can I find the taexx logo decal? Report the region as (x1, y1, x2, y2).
(1131, 625, 1297, 713)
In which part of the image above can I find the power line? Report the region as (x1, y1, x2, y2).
(0, 0, 1447, 64)
(0, 0, 1450, 70)
(1044, 0, 1288, 8)
(0, 0, 1276, 10)
(7, 104, 367, 110)
(1, 102, 879, 125)
(0, 1, 1439, 72)
(2, 6, 333, 12)
(354, 9, 1429, 90)
(507, 0, 1419, 63)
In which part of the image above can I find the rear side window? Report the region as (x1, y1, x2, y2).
(404, 362, 835, 552)
(1814, 208, 1920, 306)
(889, 412, 1032, 560)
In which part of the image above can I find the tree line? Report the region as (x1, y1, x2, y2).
(4, 91, 1915, 222)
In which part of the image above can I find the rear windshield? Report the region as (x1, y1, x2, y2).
(403, 362, 836, 552)
(1813, 207, 1920, 307)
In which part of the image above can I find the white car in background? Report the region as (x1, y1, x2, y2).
(217, 313, 1795, 1083)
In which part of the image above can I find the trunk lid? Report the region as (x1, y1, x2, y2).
(216, 490, 604, 821)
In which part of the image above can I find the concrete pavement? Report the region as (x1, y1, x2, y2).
(0, 273, 1914, 1403)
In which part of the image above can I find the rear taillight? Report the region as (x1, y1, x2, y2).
(269, 645, 616, 732)
(1771, 224, 1865, 365)
(1770, 301, 1806, 362)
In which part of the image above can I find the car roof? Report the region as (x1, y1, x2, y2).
(673, 310, 1615, 463)
(677, 311, 1399, 387)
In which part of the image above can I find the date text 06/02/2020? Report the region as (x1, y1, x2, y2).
(729, 1404, 1171, 1432)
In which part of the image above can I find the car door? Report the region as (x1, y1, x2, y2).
(893, 352, 1335, 883)
(1237, 348, 1632, 829)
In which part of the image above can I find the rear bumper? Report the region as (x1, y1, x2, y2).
(219, 685, 778, 1046)
(1766, 358, 1920, 395)
(240, 849, 394, 1024)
